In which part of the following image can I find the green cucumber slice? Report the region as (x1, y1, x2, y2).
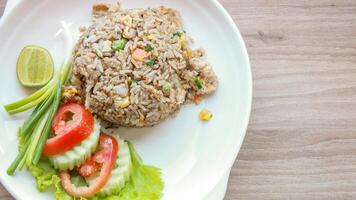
(87, 135, 132, 196)
(49, 118, 101, 170)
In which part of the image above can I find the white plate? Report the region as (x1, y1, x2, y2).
(0, 0, 252, 199)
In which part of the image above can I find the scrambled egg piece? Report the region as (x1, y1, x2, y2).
(199, 109, 213, 121)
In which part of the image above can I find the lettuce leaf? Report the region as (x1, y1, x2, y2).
(28, 158, 60, 192)
(28, 142, 164, 200)
(107, 142, 164, 200)
(27, 158, 74, 200)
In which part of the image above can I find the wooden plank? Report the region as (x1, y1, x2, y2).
(221, 0, 356, 199)
(0, 185, 13, 200)
(0, 0, 5, 17)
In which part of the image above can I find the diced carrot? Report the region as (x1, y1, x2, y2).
(132, 48, 147, 61)
(193, 94, 201, 104)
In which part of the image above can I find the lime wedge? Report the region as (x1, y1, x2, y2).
(17, 45, 54, 87)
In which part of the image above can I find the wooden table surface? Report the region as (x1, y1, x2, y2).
(1, 0, 356, 199)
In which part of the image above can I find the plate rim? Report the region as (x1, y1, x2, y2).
(205, 0, 252, 196)
(0, 0, 253, 199)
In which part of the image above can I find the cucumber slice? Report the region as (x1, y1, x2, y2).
(49, 118, 101, 170)
(87, 135, 132, 196)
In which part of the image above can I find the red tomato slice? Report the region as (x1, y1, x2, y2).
(77, 158, 100, 178)
(60, 134, 119, 198)
(42, 103, 94, 156)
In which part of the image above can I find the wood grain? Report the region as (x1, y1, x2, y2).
(222, 0, 356, 199)
(0, 0, 4, 17)
(1, 0, 356, 200)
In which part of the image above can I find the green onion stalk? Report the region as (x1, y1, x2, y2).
(6, 21, 75, 175)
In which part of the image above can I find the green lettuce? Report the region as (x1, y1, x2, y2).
(28, 158, 60, 192)
(28, 143, 164, 200)
(109, 142, 164, 200)
(27, 158, 74, 200)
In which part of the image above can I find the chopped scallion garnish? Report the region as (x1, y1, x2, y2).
(162, 82, 172, 93)
(112, 39, 127, 51)
(128, 80, 138, 85)
(146, 58, 157, 66)
(144, 44, 154, 52)
(193, 77, 203, 89)
(172, 32, 182, 37)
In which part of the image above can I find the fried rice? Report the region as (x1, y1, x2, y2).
(70, 2, 218, 127)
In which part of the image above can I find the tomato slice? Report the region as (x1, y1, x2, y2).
(77, 158, 100, 178)
(60, 134, 118, 198)
(42, 103, 94, 156)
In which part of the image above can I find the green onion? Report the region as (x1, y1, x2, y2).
(172, 32, 182, 37)
(7, 84, 56, 115)
(4, 79, 56, 112)
(32, 82, 62, 164)
(6, 81, 62, 174)
(59, 60, 73, 85)
(193, 77, 203, 89)
(25, 110, 50, 166)
(146, 58, 157, 66)
(112, 39, 127, 51)
(6, 21, 74, 175)
(6, 140, 30, 175)
(128, 80, 138, 85)
(162, 82, 172, 93)
(144, 44, 154, 52)
(20, 91, 55, 139)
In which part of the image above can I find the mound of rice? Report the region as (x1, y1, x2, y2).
(71, 2, 218, 127)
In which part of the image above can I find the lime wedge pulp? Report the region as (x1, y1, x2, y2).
(17, 45, 54, 87)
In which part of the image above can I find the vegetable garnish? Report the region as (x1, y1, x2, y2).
(112, 39, 127, 51)
(77, 158, 100, 178)
(5, 21, 73, 115)
(122, 142, 164, 199)
(5, 20, 165, 200)
(146, 58, 157, 66)
(193, 94, 201, 104)
(193, 77, 203, 89)
(128, 79, 138, 85)
(42, 103, 94, 156)
(28, 142, 163, 200)
(132, 48, 148, 61)
(172, 31, 182, 37)
(60, 134, 118, 198)
(162, 82, 172, 93)
(144, 44, 154, 52)
(17, 45, 54, 88)
(6, 21, 75, 175)
(48, 118, 101, 171)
